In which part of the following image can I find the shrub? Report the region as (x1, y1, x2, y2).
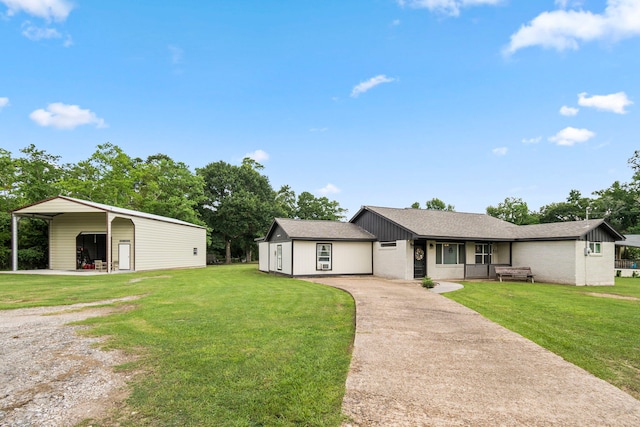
(421, 276, 436, 288)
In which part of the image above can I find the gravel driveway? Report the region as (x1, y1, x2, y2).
(306, 276, 640, 426)
(0, 298, 137, 427)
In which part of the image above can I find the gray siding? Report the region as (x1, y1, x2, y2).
(352, 210, 412, 241)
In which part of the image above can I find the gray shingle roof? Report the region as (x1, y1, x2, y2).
(513, 219, 608, 240)
(355, 206, 622, 241)
(360, 206, 518, 240)
(271, 218, 376, 241)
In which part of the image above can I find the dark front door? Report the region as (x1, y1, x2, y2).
(413, 242, 426, 279)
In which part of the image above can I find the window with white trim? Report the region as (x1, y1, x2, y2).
(589, 242, 602, 254)
(317, 243, 332, 271)
(435, 243, 465, 265)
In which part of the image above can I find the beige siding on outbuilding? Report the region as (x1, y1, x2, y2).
(50, 213, 106, 270)
(128, 214, 205, 271)
(13, 196, 206, 272)
(258, 241, 269, 272)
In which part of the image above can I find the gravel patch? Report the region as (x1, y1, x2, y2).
(307, 276, 640, 426)
(0, 297, 139, 427)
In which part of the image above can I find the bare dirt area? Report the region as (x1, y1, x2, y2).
(0, 297, 139, 427)
(307, 276, 640, 427)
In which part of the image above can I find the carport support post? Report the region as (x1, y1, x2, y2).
(106, 213, 112, 273)
(11, 213, 19, 271)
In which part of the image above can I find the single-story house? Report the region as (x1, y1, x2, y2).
(259, 206, 624, 286)
(11, 196, 207, 273)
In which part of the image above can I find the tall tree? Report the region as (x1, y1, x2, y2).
(295, 191, 346, 220)
(198, 158, 278, 263)
(486, 197, 539, 225)
(538, 190, 596, 223)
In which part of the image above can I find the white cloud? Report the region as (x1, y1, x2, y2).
(397, 0, 502, 17)
(522, 136, 542, 144)
(350, 75, 396, 98)
(559, 105, 579, 116)
(391, 19, 401, 26)
(504, 0, 640, 55)
(21, 21, 60, 40)
(548, 126, 595, 146)
(492, 147, 508, 156)
(29, 103, 107, 130)
(318, 183, 340, 196)
(577, 91, 633, 114)
(1, 0, 74, 21)
(0, 97, 9, 110)
(245, 149, 269, 163)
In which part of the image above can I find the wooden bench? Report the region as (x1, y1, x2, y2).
(495, 266, 535, 283)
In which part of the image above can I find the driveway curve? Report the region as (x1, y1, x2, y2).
(306, 276, 640, 426)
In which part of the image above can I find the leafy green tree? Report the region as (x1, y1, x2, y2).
(132, 154, 206, 224)
(486, 197, 539, 225)
(58, 143, 139, 207)
(410, 202, 421, 209)
(275, 185, 297, 218)
(538, 190, 596, 223)
(198, 158, 278, 263)
(295, 191, 346, 220)
(425, 198, 455, 211)
(0, 145, 63, 269)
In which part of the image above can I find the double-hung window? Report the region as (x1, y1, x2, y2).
(317, 243, 332, 271)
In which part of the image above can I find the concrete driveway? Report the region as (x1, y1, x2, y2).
(306, 276, 640, 426)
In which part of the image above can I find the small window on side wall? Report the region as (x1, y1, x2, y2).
(317, 243, 332, 271)
(193, 248, 198, 256)
(276, 244, 283, 270)
(589, 242, 602, 254)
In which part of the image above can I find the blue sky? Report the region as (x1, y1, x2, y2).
(1, 1, 639, 218)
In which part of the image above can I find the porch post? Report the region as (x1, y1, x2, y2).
(11, 214, 19, 271)
(106, 213, 112, 273)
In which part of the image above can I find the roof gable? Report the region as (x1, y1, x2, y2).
(13, 196, 205, 229)
(350, 206, 624, 242)
(265, 218, 375, 241)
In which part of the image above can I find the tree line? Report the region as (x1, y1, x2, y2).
(412, 151, 640, 237)
(0, 143, 345, 269)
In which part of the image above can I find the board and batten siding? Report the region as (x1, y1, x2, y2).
(50, 213, 107, 270)
(127, 214, 205, 271)
(258, 241, 269, 272)
(289, 241, 372, 276)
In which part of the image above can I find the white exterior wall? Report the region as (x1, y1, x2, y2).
(292, 241, 372, 276)
(373, 240, 413, 280)
(50, 213, 106, 270)
(512, 241, 577, 285)
(577, 241, 615, 286)
(266, 241, 293, 275)
(426, 240, 465, 281)
(258, 241, 269, 272)
(513, 240, 614, 286)
(130, 215, 206, 271)
(492, 242, 511, 264)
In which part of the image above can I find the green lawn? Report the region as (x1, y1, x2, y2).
(446, 277, 640, 400)
(0, 265, 354, 426)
